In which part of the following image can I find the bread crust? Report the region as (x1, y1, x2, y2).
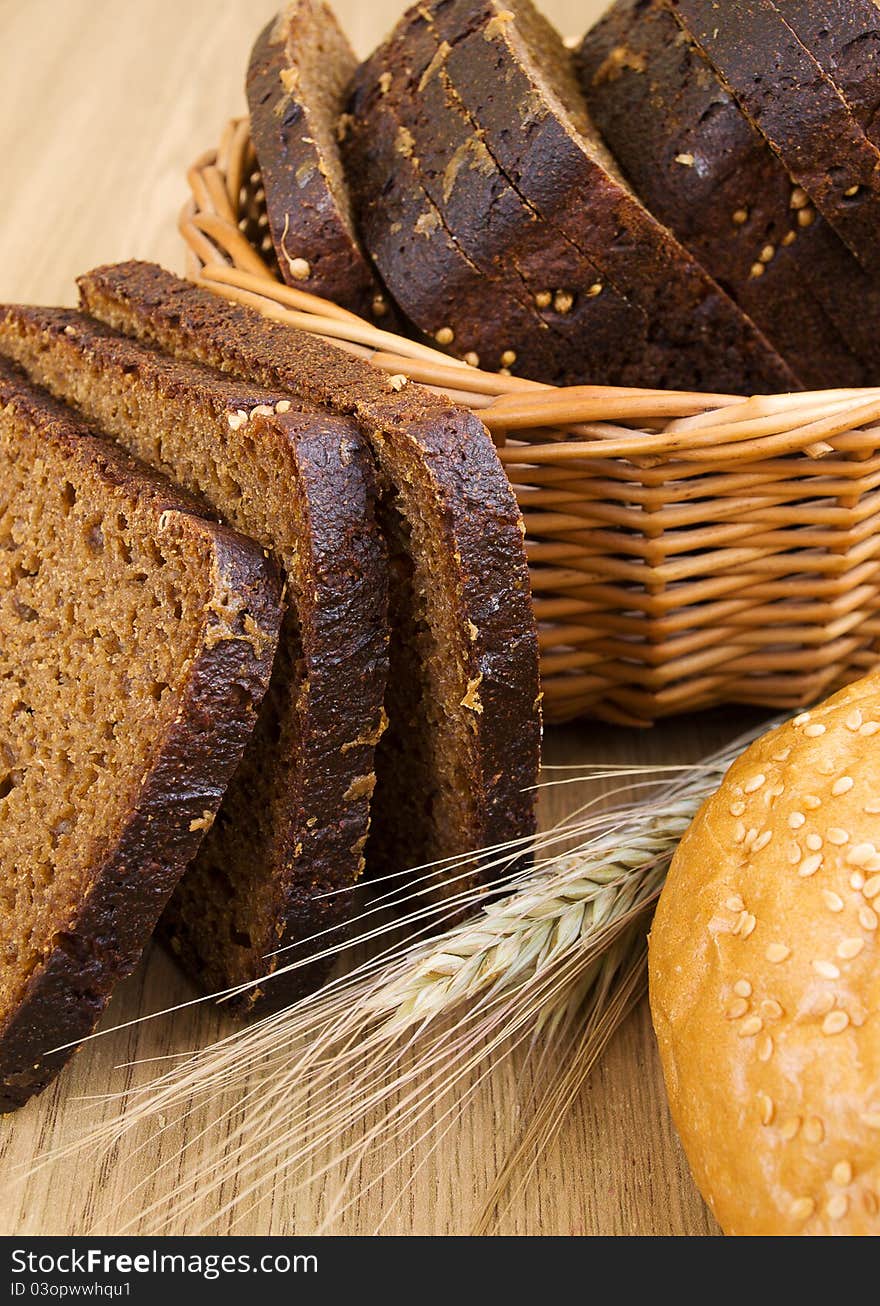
(575, 0, 874, 386)
(246, 2, 389, 320)
(650, 675, 880, 1235)
(77, 261, 541, 887)
(0, 360, 282, 1109)
(668, 0, 880, 275)
(416, 0, 799, 393)
(774, 0, 880, 145)
(0, 306, 390, 1013)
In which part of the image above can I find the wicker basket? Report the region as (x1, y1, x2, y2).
(180, 119, 880, 727)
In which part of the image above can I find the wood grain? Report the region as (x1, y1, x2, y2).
(0, 0, 730, 1236)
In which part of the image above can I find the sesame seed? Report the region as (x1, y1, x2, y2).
(738, 1015, 763, 1037)
(553, 290, 574, 314)
(827, 828, 849, 845)
(859, 905, 878, 930)
(249, 403, 274, 418)
(749, 262, 765, 278)
(674, 152, 695, 166)
(804, 1117, 825, 1143)
(794, 712, 811, 724)
(734, 821, 746, 844)
(769, 782, 785, 799)
(725, 997, 749, 1019)
(788, 812, 806, 829)
(780, 1116, 801, 1141)
(227, 411, 245, 430)
(500, 349, 517, 366)
(847, 843, 876, 867)
(388, 374, 408, 391)
(586, 282, 603, 298)
(813, 959, 841, 979)
(837, 937, 864, 959)
(274, 399, 292, 414)
(435, 326, 455, 345)
(740, 913, 756, 938)
(733, 207, 749, 224)
(846, 710, 864, 731)
(832, 777, 854, 796)
(814, 991, 836, 1016)
(759, 243, 775, 263)
(862, 874, 880, 899)
(730, 801, 746, 817)
(806, 833, 823, 851)
(844, 184, 861, 197)
(832, 1161, 853, 1187)
(757, 1033, 774, 1062)
(851, 871, 866, 891)
(804, 795, 822, 809)
(773, 748, 792, 762)
(782, 229, 797, 245)
(822, 1011, 850, 1036)
(766, 942, 791, 962)
(463, 352, 480, 367)
(799, 853, 823, 877)
(860, 723, 880, 737)
(798, 206, 815, 227)
(733, 979, 752, 998)
(789, 1197, 815, 1221)
(822, 890, 845, 912)
(753, 830, 772, 852)
(790, 186, 809, 209)
(534, 291, 552, 308)
(744, 774, 766, 795)
(757, 1093, 775, 1125)
(761, 998, 784, 1021)
(804, 723, 826, 737)
(826, 1194, 848, 1221)
(743, 826, 759, 849)
(725, 894, 745, 912)
(788, 842, 802, 865)
(860, 1112, 880, 1129)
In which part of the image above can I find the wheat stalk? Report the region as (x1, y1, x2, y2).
(27, 719, 777, 1233)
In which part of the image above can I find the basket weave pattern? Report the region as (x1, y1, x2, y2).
(180, 120, 880, 726)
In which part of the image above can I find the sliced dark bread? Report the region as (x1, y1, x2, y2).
(0, 359, 281, 1109)
(77, 261, 542, 893)
(411, 0, 799, 393)
(575, 0, 875, 385)
(668, 0, 880, 274)
(0, 306, 389, 1012)
(345, 11, 655, 386)
(246, 1, 392, 321)
(773, 1, 880, 144)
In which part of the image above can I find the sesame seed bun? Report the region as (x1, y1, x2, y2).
(649, 674, 880, 1235)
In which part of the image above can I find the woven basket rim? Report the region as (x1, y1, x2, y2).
(179, 118, 880, 469)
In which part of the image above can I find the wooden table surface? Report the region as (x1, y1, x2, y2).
(0, 0, 738, 1237)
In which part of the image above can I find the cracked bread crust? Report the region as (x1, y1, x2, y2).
(246, 1, 391, 321)
(76, 261, 541, 890)
(668, 0, 880, 276)
(381, 0, 799, 394)
(575, 0, 878, 385)
(0, 359, 282, 1109)
(0, 306, 389, 1014)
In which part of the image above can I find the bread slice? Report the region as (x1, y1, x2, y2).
(77, 261, 542, 893)
(247, 0, 392, 322)
(373, 0, 800, 393)
(0, 307, 389, 1012)
(344, 13, 657, 385)
(0, 359, 282, 1109)
(668, 0, 880, 275)
(575, 0, 877, 385)
(768, 0, 880, 145)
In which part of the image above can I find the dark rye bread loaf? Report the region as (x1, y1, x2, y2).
(345, 8, 651, 384)
(668, 0, 880, 275)
(575, 0, 878, 385)
(77, 261, 541, 891)
(394, 0, 799, 394)
(246, 0, 392, 322)
(0, 360, 281, 1109)
(0, 306, 389, 1012)
(773, 1, 880, 144)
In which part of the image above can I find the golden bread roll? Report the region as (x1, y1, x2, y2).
(649, 674, 880, 1235)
